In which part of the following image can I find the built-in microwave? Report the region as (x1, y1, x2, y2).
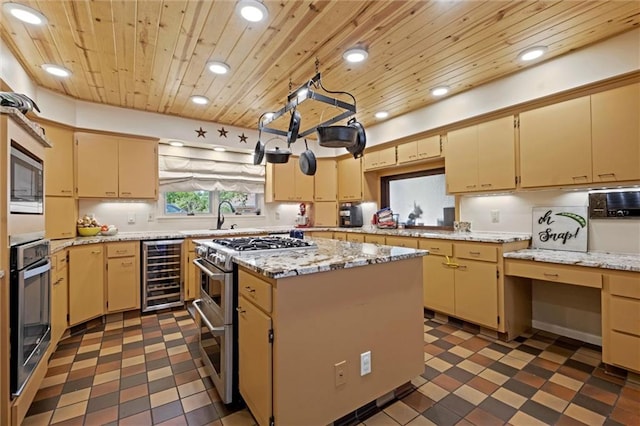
(10, 142, 44, 215)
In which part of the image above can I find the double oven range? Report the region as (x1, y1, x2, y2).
(191, 236, 316, 404)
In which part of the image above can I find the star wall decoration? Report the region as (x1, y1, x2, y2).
(238, 133, 248, 143)
(195, 127, 207, 138)
(218, 127, 228, 138)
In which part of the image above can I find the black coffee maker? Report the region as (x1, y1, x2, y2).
(339, 202, 363, 227)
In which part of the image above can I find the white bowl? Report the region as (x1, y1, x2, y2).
(101, 228, 118, 236)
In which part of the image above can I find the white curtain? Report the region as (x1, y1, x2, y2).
(158, 148, 265, 193)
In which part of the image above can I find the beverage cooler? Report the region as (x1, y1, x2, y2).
(142, 239, 184, 312)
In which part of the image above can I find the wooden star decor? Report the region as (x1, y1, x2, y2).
(195, 127, 207, 138)
(238, 133, 248, 143)
(218, 127, 228, 138)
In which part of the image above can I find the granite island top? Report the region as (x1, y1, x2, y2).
(233, 238, 428, 279)
(504, 249, 640, 272)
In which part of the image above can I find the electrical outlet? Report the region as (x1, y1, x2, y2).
(490, 209, 500, 223)
(334, 361, 347, 386)
(360, 351, 371, 376)
(147, 212, 155, 222)
(127, 212, 136, 224)
(275, 211, 280, 220)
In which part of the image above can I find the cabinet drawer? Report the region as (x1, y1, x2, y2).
(309, 231, 333, 239)
(364, 235, 386, 245)
(385, 236, 418, 248)
(505, 260, 602, 288)
(107, 242, 137, 258)
(346, 233, 365, 243)
(455, 243, 497, 262)
(610, 296, 640, 336)
(332, 232, 347, 241)
(418, 239, 452, 257)
(609, 331, 640, 372)
(57, 251, 68, 271)
(239, 269, 272, 313)
(608, 273, 640, 299)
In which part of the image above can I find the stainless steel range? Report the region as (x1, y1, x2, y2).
(192, 236, 316, 404)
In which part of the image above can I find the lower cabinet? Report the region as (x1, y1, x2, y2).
(51, 250, 68, 346)
(364, 234, 385, 244)
(422, 254, 455, 315)
(185, 250, 199, 300)
(106, 242, 140, 312)
(69, 244, 105, 326)
(453, 259, 498, 328)
(345, 233, 365, 243)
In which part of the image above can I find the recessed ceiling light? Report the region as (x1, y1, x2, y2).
(213, 147, 226, 152)
(375, 111, 389, 119)
(169, 141, 184, 147)
(236, 0, 268, 22)
(343, 47, 368, 63)
(3, 2, 47, 25)
(41, 64, 72, 77)
(431, 86, 450, 97)
(519, 46, 548, 61)
(190, 95, 209, 105)
(208, 61, 230, 75)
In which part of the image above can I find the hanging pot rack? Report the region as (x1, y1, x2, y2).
(258, 72, 357, 140)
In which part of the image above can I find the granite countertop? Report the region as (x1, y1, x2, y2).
(336, 228, 532, 243)
(233, 238, 428, 279)
(504, 249, 640, 272)
(1, 106, 52, 147)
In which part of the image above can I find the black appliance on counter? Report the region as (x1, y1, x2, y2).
(339, 202, 363, 227)
(589, 191, 640, 218)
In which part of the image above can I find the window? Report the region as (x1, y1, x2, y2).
(162, 190, 261, 216)
(381, 168, 455, 228)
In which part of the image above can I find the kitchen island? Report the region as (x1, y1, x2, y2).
(231, 238, 428, 426)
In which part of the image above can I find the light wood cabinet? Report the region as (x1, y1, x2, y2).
(106, 242, 140, 312)
(68, 244, 105, 326)
(313, 201, 337, 227)
(363, 146, 396, 171)
(307, 231, 333, 239)
(314, 159, 337, 201)
(332, 232, 347, 241)
(75, 132, 158, 199)
(337, 157, 362, 201)
(40, 122, 74, 196)
(45, 196, 76, 240)
(364, 234, 386, 245)
(422, 255, 455, 315)
(185, 251, 199, 300)
(446, 116, 515, 193)
(345, 233, 365, 243)
(267, 160, 314, 202)
(591, 83, 640, 183)
(397, 135, 441, 164)
(385, 236, 419, 248)
(454, 259, 498, 328)
(519, 96, 592, 188)
(51, 250, 68, 346)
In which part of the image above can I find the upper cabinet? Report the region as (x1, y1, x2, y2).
(337, 157, 362, 201)
(363, 146, 396, 171)
(591, 83, 640, 183)
(75, 132, 158, 199)
(397, 135, 441, 164)
(40, 122, 74, 196)
(265, 159, 314, 202)
(314, 159, 337, 201)
(446, 116, 515, 193)
(519, 96, 592, 188)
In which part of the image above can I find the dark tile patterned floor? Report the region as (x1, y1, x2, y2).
(23, 310, 640, 425)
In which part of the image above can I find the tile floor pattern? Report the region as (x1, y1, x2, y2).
(23, 310, 640, 426)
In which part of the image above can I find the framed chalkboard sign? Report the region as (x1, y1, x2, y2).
(532, 206, 588, 252)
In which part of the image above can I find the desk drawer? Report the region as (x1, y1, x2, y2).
(239, 269, 272, 313)
(418, 239, 452, 257)
(455, 243, 497, 262)
(609, 331, 640, 372)
(385, 236, 418, 248)
(505, 260, 602, 288)
(608, 273, 640, 299)
(610, 296, 640, 336)
(107, 242, 137, 258)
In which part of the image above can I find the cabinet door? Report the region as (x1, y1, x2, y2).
(185, 251, 200, 300)
(592, 83, 640, 182)
(454, 259, 498, 328)
(313, 201, 337, 227)
(477, 116, 516, 191)
(397, 141, 418, 164)
(42, 123, 74, 196)
(519, 96, 592, 187)
(107, 257, 139, 312)
(238, 296, 272, 426)
(45, 196, 76, 239)
(423, 255, 455, 314)
(417, 135, 441, 159)
(69, 245, 105, 325)
(363, 151, 378, 170)
(51, 262, 68, 345)
(294, 164, 314, 201)
(337, 158, 362, 200)
(119, 139, 158, 198)
(446, 125, 479, 193)
(314, 159, 337, 201)
(273, 161, 296, 201)
(378, 147, 397, 167)
(75, 133, 119, 197)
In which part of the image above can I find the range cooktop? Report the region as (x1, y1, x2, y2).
(211, 236, 316, 252)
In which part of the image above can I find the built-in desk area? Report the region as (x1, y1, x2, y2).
(503, 249, 640, 374)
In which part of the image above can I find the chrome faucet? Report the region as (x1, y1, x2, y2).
(216, 201, 236, 230)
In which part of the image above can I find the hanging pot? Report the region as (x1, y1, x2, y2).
(253, 140, 265, 165)
(265, 146, 291, 164)
(0, 92, 41, 114)
(346, 117, 367, 159)
(316, 124, 358, 148)
(287, 109, 301, 147)
(299, 139, 317, 176)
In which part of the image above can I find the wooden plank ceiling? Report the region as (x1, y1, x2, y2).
(1, 0, 639, 133)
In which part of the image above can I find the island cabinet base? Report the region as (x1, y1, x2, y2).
(238, 257, 425, 426)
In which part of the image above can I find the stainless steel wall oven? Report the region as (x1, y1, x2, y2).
(10, 238, 51, 397)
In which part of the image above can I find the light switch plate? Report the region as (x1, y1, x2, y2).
(360, 351, 371, 376)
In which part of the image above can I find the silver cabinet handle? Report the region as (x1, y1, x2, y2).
(244, 286, 255, 293)
(192, 299, 225, 335)
(543, 273, 559, 278)
(468, 251, 481, 255)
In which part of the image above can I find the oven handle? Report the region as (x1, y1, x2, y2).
(23, 259, 51, 280)
(192, 299, 225, 335)
(192, 258, 226, 281)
